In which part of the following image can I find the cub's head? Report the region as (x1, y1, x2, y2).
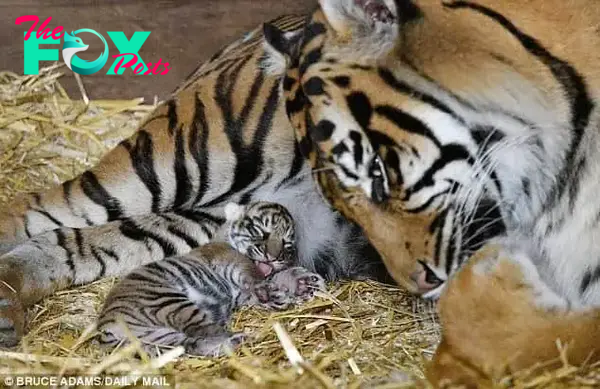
(225, 202, 296, 278)
(265, 0, 521, 298)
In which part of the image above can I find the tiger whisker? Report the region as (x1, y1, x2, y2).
(458, 215, 505, 250)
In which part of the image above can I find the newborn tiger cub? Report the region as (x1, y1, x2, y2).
(96, 201, 325, 357)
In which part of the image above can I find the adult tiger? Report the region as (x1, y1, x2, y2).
(275, 0, 600, 385)
(0, 14, 395, 348)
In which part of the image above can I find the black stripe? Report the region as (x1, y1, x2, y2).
(349, 131, 364, 169)
(166, 225, 200, 249)
(206, 75, 281, 206)
(338, 164, 360, 181)
(74, 228, 85, 260)
(347, 92, 373, 132)
(173, 126, 192, 210)
(522, 178, 531, 199)
(80, 171, 123, 221)
(32, 192, 62, 226)
(239, 171, 273, 204)
(275, 140, 306, 191)
(190, 96, 211, 207)
(122, 131, 162, 213)
(145, 262, 181, 282)
(297, 135, 313, 158)
(444, 1, 594, 210)
(580, 265, 600, 295)
(239, 70, 267, 125)
(166, 99, 178, 135)
(151, 297, 189, 311)
(283, 75, 296, 91)
(181, 309, 205, 333)
(55, 229, 76, 280)
(302, 22, 326, 46)
(174, 210, 225, 227)
(126, 271, 157, 284)
(23, 214, 32, 238)
(119, 220, 177, 257)
(63, 179, 93, 226)
(98, 247, 119, 262)
(331, 76, 350, 88)
(331, 142, 349, 157)
(445, 215, 458, 276)
(173, 211, 222, 239)
(405, 190, 449, 214)
(169, 260, 203, 288)
(460, 200, 506, 255)
(148, 330, 182, 345)
(90, 246, 107, 278)
(299, 47, 322, 76)
(34, 209, 62, 227)
(404, 144, 471, 201)
(203, 56, 257, 207)
(378, 68, 462, 122)
(286, 86, 308, 116)
(429, 209, 448, 267)
(375, 105, 442, 147)
(471, 126, 506, 150)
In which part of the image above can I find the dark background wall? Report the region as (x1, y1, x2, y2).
(2, 0, 315, 101)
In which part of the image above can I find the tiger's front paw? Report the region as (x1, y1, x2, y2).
(427, 243, 600, 387)
(254, 281, 293, 310)
(0, 279, 24, 348)
(270, 267, 325, 302)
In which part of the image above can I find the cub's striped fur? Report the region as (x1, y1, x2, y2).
(278, 0, 600, 384)
(97, 202, 324, 357)
(0, 14, 391, 348)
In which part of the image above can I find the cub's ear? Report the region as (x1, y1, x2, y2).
(318, 0, 420, 36)
(224, 202, 246, 222)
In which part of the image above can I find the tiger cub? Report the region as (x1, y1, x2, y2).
(96, 202, 324, 357)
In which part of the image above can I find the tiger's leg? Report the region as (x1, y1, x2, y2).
(0, 100, 209, 255)
(183, 332, 246, 357)
(99, 307, 244, 357)
(426, 243, 600, 388)
(0, 210, 222, 347)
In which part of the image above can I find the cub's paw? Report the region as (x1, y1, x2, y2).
(270, 267, 325, 302)
(185, 332, 246, 357)
(253, 281, 293, 310)
(0, 280, 24, 348)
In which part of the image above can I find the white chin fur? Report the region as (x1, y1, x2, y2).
(421, 284, 446, 301)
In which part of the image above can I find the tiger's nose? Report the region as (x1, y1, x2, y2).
(410, 261, 444, 294)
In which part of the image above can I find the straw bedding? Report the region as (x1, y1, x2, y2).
(0, 65, 598, 389)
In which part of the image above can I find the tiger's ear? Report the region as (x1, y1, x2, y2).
(224, 202, 246, 222)
(318, 0, 420, 37)
(263, 23, 301, 57)
(262, 23, 303, 75)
